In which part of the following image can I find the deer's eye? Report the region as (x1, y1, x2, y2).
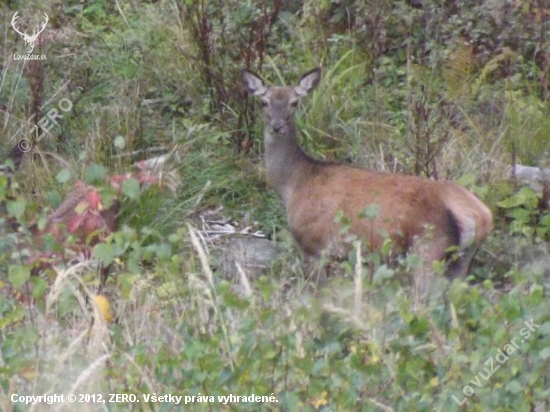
(290, 100, 298, 108)
(261, 100, 268, 107)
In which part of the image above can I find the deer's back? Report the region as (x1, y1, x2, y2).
(286, 163, 491, 260)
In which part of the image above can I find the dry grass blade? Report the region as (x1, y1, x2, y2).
(188, 223, 235, 369)
(46, 261, 98, 320)
(367, 398, 394, 412)
(354, 241, 362, 319)
(188, 223, 214, 287)
(236, 262, 253, 298)
(67, 354, 111, 395)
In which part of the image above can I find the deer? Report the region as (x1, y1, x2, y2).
(11, 11, 49, 54)
(241, 67, 493, 300)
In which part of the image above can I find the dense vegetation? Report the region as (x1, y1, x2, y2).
(1, 0, 549, 410)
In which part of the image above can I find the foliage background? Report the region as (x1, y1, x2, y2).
(1, 0, 550, 411)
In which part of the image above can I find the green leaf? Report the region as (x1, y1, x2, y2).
(539, 347, 550, 360)
(153, 243, 172, 261)
(99, 186, 118, 209)
(538, 322, 550, 335)
(8, 265, 31, 288)
(47, 190, 62, 209)
(455, 173, 475, 187)
(113, 135, 126, 150)
(117, 273, 137, 298)
(6, 199, 26, 220)
(93, 242, 117, 266)
(380, 238, 393, 256)
(56, 168, 72, 184)
(496, 187, 538, 209)
(0, 174, 7, 201)
(85, 164, 107, 184)
(506, 379, 523, 394)
(30, 277, 47, 299)
(0, 305, 26, 328)
(373, 264, 394, 281)
(409, 316, 430, 336)
(359, 203, 380, 220)
(222, 288, 249, 309)
(121, 178, 140, 200)
(540, 213, 550, 227)
(127, 252, 141, 274)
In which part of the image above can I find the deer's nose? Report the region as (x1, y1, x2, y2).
(272, 122, 285, 133)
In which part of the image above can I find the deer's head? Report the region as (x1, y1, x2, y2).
(241, 68, 321, 136)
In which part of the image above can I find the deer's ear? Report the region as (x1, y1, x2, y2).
(241, 69, 268, 96)
(294, 68, 321, 96)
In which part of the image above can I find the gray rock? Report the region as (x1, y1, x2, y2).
(213, 237, 282, 278)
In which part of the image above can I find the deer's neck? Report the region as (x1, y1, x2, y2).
(264, 122, 315, 207)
